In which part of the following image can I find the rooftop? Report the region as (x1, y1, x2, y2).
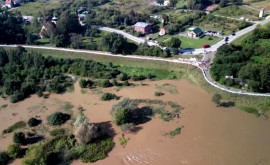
(133, 22, 151, 28)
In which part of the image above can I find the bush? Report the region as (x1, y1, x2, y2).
(111, 79, 118, 86)
(13, 132, 26, 145)
(3, 121, 26, 134)
(10, 91, 24, 103)
(101, 93, 118, 101)
(99, 79, 112, 88)
(118, 73, 129, 81)
(47, 112, 71, 126)
(120, 123, 134, 132)
(113, 108, 132, 126)
(50, 128, 68, 137)
(79, 136, 114, 163)
(0, 151, 10, 165)
(79, 79, 93, 88)
(27, 118, 39, 127)
(75, 123, 101, 144)
(132, 75, 146, 81)
(123, 80, 130, 86)
(154, 91, 164, 96)
(7, 144, 21, 158)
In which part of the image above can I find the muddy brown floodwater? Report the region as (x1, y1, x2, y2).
(1, 79, 270, 165)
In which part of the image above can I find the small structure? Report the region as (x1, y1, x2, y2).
(259, 8, 264, 18)
(187, 27, 202, 38)
(51, 15, 58, 24)
(133, 22, 152, 34)
(159, 25, 169, 36)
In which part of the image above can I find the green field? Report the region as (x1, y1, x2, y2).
(213, 5, 260, 21)
(176, 0, 187, 8)
(157, 35, 221, 49)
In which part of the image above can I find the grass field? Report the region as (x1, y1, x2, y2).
(157, 35, 221, 49)
(248, 0, 270, 11)
(176, 0, 187, 8)
(13, 0, 71, 15)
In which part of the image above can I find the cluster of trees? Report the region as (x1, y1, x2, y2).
(210, 25, 270, 92)
(0, 8, 26, 44)
(0, 47, 125, 103)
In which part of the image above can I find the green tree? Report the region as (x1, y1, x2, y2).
(156, 0, 164, 5)
(168, 37, 181, 48)
(170, 0, 178, 7)
(212, 93, 222, 106)
(100, 33, 128, 54)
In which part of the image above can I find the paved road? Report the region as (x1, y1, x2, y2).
(192, 17, 270, 54)
(0, 44, 270, 97)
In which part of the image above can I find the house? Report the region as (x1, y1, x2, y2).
(259, 8, 264, 18)
(133, 22, 152, 34)
(5, 0, 21, 8)
(159, 26, 169, 36)
(187, 27, 202, 38)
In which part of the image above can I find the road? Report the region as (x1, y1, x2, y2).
(192, 17, 270, 54)
(0, 44, 270, 97)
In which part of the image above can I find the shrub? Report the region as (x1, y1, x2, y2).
(10, 91, 24, 103)
(169, 127, 181, 137)
(13, 132, 26, 145)
(123, 80, 130, 86)
(0, 151, 10, 165)
(111, 79, 118, 86)
(75, 123, 101, 144)
(27, 118, 39, 127)
(132, 75, 146, 81)
(154, 91, 164, 96)
(22, 134, 75, 165)
(99, 79, 112, 88)
(113, 108, 132, 126)
(7, 144, 21, 158)
(118, 73, 129, 81)
(2, 121, 26, 134)
(47, 112, 71, 126)
(101, 93, 118, 101)
(120, 123, 134, 132)
(212, 93, 222, 106)
(74, 111, 89, 128)
(79, 79, 93, 88)
(50, 128, 68, 137)
(79, 136, 114, 163)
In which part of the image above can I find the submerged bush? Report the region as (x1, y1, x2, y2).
(7, 144, 21, 158)
(13, 132, 26, 145)
(101, 93, 118, 101)
(0, 151, 10, 165)
(3, 121, 26, 134)
(47, 112, 71, 126)
(27, 118, 39, 127)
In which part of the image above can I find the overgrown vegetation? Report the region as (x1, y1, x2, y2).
(0, 151, 11, 165)
(238, 106, 261, 117)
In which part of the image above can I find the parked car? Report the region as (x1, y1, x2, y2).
(202, 44, 210, 48)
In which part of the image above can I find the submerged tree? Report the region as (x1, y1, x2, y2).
(212, 93, 222, 106)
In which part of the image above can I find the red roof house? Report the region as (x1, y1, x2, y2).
(133, 22, 152, 34)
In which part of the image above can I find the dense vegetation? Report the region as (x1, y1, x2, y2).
(210, 24, 270, 92)
(2, 121, 26, 134)
(186, 0, 243, 10)
(47, 112, 71, 126)
(0, 47, 122, 102)
(0, 8, 26, 44)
